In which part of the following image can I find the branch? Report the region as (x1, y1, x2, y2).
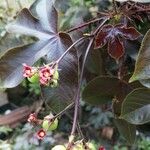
(66, 18, 103, 33)
(56, 37, 87, 64)
(54, 102, 74, 119)
(112, 0, 118, 14)
(70, 18, 109, 137)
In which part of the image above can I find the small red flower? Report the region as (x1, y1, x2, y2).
(39, 65, 54, 85)
(27, 113, 37, 123)
(37, 129, 46, 140)
(99, 146, 106, 150)
(23, 63, 36, 78)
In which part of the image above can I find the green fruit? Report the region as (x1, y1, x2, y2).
(53, 70, 59, 80)
(72, 143, 83, 150)
(28, 74, 39, 83)
(87, 142, 96, 150)
(42, 118, 58, 131)
(50, 79, 58, 88)
(51, 145, 66, 150)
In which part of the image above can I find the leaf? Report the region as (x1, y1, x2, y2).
(82, 76, 130, 105)
(0, 41, 51, 88)
(94, 24, 112, 49)
(43, 35, 78, 113)
(116, 0, 150, 2)
(108, 37, 124, 60)
(6, 8, 52, 40)
(86, 49, 104, 75)
(129, 29, 150, 83)
(0, 0, 78, 88)
(30, 0, 57, 33)
(118, 27, 141, 41)
(114, 119, 136, 145)
(121, 88, 150, 124)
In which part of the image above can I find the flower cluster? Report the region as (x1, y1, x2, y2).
(23, 63, 59, 86)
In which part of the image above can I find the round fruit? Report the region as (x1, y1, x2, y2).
(50, 79, 58, 88)
(51, 145, 66, 150)
(42, 118, 58, 131)
(27, 73, 39, 83)
(72, 143, 83, 150)
(87, 142, 96, 150)
(53, 70, 59, 80)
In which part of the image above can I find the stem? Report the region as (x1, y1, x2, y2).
(71, 38, 93, 136)
(112, 0, 118, 14)
(66, 18, 102, 33)
(77, 122, 84, 139)
(56, 37, 87, 64)
(70, 18, 108, 136)
(54, 102, 74, 119)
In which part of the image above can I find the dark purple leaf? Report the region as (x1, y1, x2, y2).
(82, 76, 131, 105)
(0, 0, 78, 91)
(6, 8, 51, 40)
(118, 27, 142, 40)
(108, 37, 124, 60)
(0, 41, 50, 88)
(30, 0, 58, 33)
(43, 34, 78, 113)
(94, 25, 112, 49)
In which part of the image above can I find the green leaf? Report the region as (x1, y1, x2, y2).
(82, 76, 130, 105)
(0, 126, 12, 134)
(114, 119, 136, 145)
(129, 29, 150, 83)
(121, 88, 150, 124)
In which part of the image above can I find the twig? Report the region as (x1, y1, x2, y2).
(112, 0, 118, 14)
(70, 18, 109, 137)
(56, 37, 87, 64)
(66, 18, 103, 33)
(54, 102, 74, 119)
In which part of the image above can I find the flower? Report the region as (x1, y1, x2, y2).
(99, 146, 106, 150)
(39, 65, 54, 85)
(95, 24, 141, 60)
(27, 113, 37, 123)
(37, 129, 46, 140)
(23, 63, 36, 78)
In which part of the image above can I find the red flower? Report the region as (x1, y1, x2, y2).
(37, 129, 46, 140)
(27, 113, 37, 123)
(23, 63, 36, 78)
(39, 65, 54, 85)
(95, 24, 141, 60)
(99, 146, 106, 150)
